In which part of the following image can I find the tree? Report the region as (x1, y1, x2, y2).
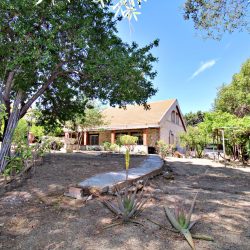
(38, 0, 250, 38)
(180, 126, 208, 158)
(65, 104, 106, 149)
(184, 111, 206, 127)
(0, 0, 158, 172)
(183, 0, 250, 38)
(37, 0, 147, 21)
(214, 59, 250, 117)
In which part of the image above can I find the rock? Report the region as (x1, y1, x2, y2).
(65, 186, 83, 199)
(163, 171, 174, 180)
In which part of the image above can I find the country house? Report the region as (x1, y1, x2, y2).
(64, 99, 186, 154)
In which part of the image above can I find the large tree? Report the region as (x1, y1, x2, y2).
(214, 59, 250, 117)
(0, 0, 158, 172)
(184, 110, 206, 127)
(183, 0, 250, 38)
(38, 0, 250, 38)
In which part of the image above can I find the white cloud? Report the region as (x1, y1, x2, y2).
(189, 59, 217, 80)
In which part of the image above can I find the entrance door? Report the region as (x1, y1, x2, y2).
(89, 134, 99, 145)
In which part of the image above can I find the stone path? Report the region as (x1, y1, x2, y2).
(77, 155, 163, 193)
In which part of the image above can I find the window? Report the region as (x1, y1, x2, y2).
(89, 134, 99, 145)
(171, 111, 176, 123)
(176, 113, 180, 125)
(131, 132, 143, 145)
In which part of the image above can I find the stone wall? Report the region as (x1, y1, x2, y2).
(147, 128, 160, 147)
(99, 131, 111, 145)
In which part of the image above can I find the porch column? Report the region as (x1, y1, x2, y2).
(111, 131, 115, 144)
(65, 132, 69, 139)
(143, 129, 148, 146)
(83, 131, 88, 146)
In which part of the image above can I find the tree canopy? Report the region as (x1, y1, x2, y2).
(214, 59, 250, 117)
(184, 111, 206, 127)
(36, 0, 250, 38)
(0, 0, 158, 171)
(183, 0, 250, 38)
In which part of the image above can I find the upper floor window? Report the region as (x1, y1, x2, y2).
(171, 111, 176, 123)
(176, 113, 180, 125)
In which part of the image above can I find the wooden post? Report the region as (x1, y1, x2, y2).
(143, 129, 148, 146)
(111, 131, 115, 144)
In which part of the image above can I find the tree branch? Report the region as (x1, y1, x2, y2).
(20, 63, 63, 118)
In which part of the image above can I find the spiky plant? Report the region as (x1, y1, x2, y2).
(103, 183, 148, 223)
(164, 192, 199, 250)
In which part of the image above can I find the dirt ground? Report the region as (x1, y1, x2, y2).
(0, 153, 249, 250)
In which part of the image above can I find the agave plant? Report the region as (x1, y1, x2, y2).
(164, 192, 199, 250)
(103, 182, 148, 224)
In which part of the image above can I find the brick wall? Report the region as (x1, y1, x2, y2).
(99, 131, 111, 145)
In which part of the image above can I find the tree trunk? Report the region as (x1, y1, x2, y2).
(0, 93, 22, 172)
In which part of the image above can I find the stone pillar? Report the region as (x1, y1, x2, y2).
(111, 131, 115, 144)
(83, 131, 88, 146)
(143, 129, 148, 146)
(65, 132, 69, 139)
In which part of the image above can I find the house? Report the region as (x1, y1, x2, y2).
(64, 99, 186, 153)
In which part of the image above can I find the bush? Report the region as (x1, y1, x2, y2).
(110, 143, 119, 152)
(42, 137, 64, 150)
(156, 140, 171, 159)
(103, 141, 111, 151)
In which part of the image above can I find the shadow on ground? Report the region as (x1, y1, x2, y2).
(0, 155, 249, 249)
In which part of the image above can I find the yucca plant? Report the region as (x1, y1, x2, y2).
(164, 192, 199, 250)
(103, 182, 148, 225)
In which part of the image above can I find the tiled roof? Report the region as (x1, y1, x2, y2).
(102, 99, 176, 128)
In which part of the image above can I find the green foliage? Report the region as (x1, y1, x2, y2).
(102, 141, 111, 151)
(0, 0, 158, 173)
(184, 111, 206, 127)
(30, 125, 45, 140)
(214, 59, 250, 117)
(156, 140, 171, 159)
(13, 119, 28, 145)
(183, 0, 250, 39)
(119, 135, 138, 179)
(103, 183, 148, 223)
(0, 104, 6, 137)
(165, 193, 199, 250)
(37, 0, 147, 21)
(109, 143, 119, 152)
(182, 111, 250, 161)
(119, 135, 138, 146)
(44, 137, 64, 150)
(180, 126, 208, 158)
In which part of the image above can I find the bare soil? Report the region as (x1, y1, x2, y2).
(0, 153, 249, 250)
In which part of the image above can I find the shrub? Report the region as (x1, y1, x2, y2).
(103, 141, 111, 151)
(156, 140, 171, 159)
(42, 137, 64, 150)
(110, 143, 119, 152)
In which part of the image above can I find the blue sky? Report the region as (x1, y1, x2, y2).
(116, 0, 250, 114)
